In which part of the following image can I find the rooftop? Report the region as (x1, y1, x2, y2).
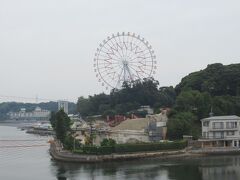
(201, 115, 240, 121)
(111, 113, 168, 131)
(111, 118, 149, 131)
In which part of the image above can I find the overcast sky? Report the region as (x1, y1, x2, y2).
(0, 0, 240, 103)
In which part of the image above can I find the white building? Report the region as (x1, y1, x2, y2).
(8, 107, 50, 121)
(200, 115, 240, 148)
(137, 105, 154, 115)
(58, 100, 68, 114)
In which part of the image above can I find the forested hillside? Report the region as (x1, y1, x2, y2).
(77, 78, 176, 117)
(77, 63, 240, 140)
(168, 63, 240, 140)
(175, 63, 240, 96)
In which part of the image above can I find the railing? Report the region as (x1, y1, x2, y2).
(200, 135, 228, 139)
(208, 127, 238, 131)
(200, 135, 239, 140)
(212, 126, 224, 129)
(226, 126, 238, 129)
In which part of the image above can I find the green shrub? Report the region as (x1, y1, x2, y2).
(100, 138, 116, 146)
(115, 140, 187, 153)
(75, 145, 115, 155)
(63, 135, 81, 150)
(63, 135, 74, 150)
(73, 140, 187, 155)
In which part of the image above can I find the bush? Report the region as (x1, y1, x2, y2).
(73, 140, 187, 155)
(100, 138, 116, 146)
(74, 145, 114, 155)
(115, 140, 187, 153)
(63, 135, 81, 150)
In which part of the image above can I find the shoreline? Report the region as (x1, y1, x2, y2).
(49, 141, 240, 163)
(49, 141, 200, 163)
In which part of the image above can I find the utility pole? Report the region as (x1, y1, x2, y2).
(36, 94, 39, 104)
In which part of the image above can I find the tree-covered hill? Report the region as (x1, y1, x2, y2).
(76, 63, 240, 140)
(77, 78, 176, 117)
(167, 63, 240, 140)
(77, 63, 240, 122)
(175, 63, 240, 96)
(0, 101, 77, 120)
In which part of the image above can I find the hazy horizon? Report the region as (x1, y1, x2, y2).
(1, 0, 240, 103)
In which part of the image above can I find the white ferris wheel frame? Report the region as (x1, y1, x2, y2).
(94, 32, 157, 90)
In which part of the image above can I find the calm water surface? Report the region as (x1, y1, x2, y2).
(1, 125, 240, 180)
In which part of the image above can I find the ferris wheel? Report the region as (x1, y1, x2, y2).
(94, 32, 157, 90)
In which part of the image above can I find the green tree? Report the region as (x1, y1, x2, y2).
(167, 112, 199, 140)
(76, 78, 175, 117)
(175, 63, 240, 96)
(175, 90, 211, 119)
(55, 109, 72, 143)
(49, 111, 56, 130)
(100, 138, 116, 146)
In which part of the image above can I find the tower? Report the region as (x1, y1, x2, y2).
(58, 100, 68, 114)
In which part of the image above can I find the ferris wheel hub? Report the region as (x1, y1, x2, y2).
(122, 60, 128, 66)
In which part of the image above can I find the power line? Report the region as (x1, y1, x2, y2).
(0, 94, 58, 101)
(0, 94, 77, 103)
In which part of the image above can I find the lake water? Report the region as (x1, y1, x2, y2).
(1, 125, 240, 180)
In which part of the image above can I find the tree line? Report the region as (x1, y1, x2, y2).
(77, 78, 176, 118)
(168, 63, 240, 140)
(77, 63, 240, 140)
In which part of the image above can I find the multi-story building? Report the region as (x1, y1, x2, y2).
(58, 100, 68, 114)
(8, 107, 50, 121)
(200, 115, 240, 148)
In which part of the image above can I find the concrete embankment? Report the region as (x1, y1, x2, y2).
(49, 141, 240, 163)
(49, 141, 191, 163)
(189, 147, 240, 155)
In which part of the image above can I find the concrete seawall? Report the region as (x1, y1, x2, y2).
(49, 141, 188, 163)
(189, 147, 240, 155)
(49, 141, 240, 163)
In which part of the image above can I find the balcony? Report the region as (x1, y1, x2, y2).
(208, 126, 238, 131)
(200, 135, 238, 140)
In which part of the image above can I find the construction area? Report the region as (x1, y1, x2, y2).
(72, 109, 169, 145)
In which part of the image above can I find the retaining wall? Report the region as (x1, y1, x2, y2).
(49, 141, 187, 163)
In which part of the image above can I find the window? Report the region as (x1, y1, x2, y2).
(227, 131, 235, 136)
(203, 132, 209, 138)
(213, 122, 224, 129)
(203, 132, 206, 138)
(213, 131, 224, 138)
(226, 122, 237, 129)
(234, 141, 237, 147)
(203, 121, 209, 127)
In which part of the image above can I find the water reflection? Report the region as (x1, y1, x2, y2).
(2, 126, 240, 180)
(52, 160, 170, 180)
(199, 156, 240, 180)
(51, 155, 240, 180)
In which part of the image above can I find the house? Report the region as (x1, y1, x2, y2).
(199, 115, 240, 148)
